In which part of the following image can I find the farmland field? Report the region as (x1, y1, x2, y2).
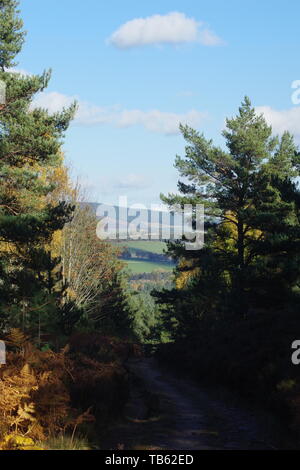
(124, 259, 174, 274)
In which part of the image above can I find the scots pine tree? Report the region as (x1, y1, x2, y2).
(0, 0, 25, 71)
(0, 0, 76, 330)
(161, 97, 300, 316)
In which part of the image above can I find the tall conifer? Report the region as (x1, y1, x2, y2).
(0, 0, 76, 328)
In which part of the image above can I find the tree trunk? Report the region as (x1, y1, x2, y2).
(236, 219, 247, 316)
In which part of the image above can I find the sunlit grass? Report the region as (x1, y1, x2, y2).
(41, 435, 93, 451)
(125, 260, 174, 274)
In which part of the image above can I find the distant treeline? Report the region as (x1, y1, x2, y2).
(130, 271, 173, 282)
(120, 246, 171, 263)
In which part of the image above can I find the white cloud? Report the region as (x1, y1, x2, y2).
(32, 91, 206, 135)
(256, 105, 300, 140)
(114, 108, 205, 134)
(107, 12, 223, 49)
(32, 91, 76, 113)
(113, 174, 149, 190)
(7, 68, 31, 76)
(198, 28, 223, 46)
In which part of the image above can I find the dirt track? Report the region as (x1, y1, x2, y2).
(102, 357, 287, 450)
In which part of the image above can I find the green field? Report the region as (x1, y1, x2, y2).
(119, 240, 167, 255)
(124, 259, 174, 274)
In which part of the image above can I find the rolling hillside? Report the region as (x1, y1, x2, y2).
(117, 240, 175, 274)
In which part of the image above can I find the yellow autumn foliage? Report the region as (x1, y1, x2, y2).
(176, 259, 200, 289)
(0, 434, 43, 451)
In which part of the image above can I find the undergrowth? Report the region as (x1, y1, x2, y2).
(0, 329, 130, 450)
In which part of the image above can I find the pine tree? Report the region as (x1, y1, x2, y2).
(0, 1, 76, 330)
(0, 0, 25, 71)
(161, 97, 299, 315)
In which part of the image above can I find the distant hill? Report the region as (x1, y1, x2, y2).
(84, 202, 182, 241)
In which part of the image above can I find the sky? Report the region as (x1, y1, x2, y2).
(16, 0, 300, 206)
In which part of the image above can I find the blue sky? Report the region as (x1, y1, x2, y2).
(17, 0, 300, 206)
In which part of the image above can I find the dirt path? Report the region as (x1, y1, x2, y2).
(102, 357, 287, 450)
